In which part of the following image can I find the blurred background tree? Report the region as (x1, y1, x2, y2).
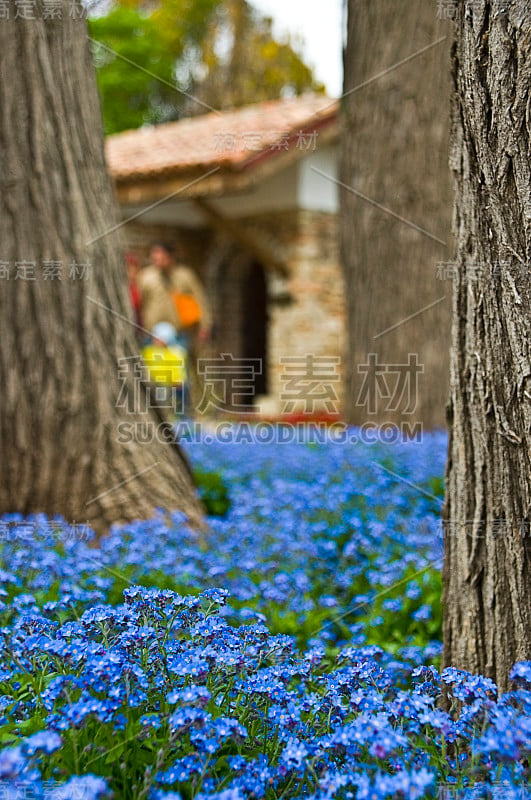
(89, 0, 325, 134)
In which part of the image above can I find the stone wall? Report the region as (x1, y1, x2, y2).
(120, 210, 346, 417)
(269, 210, 346, 416)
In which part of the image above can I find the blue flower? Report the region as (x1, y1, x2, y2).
(0, 746, 27, 779)
(280, 738, 310, 772)
(49, 775, 109, 799)
(23, 731, 62, 755)
(510, 661, 531, 687)
(157, 754, 204, 784)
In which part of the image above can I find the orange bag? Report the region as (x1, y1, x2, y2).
(171, 291, 202, 329)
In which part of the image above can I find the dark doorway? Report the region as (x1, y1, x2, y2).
(241, 261, 268, 403)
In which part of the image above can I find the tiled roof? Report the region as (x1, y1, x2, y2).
(105, 93, 338, 182)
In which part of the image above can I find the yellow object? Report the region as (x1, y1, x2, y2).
(172, 291, 202, 329)
(142, 345, 187, 386)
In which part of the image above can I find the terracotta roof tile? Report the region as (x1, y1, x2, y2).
(105, 93, 338, 182)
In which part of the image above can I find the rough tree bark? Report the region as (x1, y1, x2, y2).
(443, 1, 531, 688)
(0, 2, 204, 536)
(341, 0, 453, 429)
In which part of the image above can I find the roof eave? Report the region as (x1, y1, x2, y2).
(112, 116, 339, 208)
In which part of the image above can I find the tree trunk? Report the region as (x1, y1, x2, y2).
(341, 0, 453, 429)
(226, 0, 248, 108)
(0, 2, 204, 536)
(443, 2, 531, 688)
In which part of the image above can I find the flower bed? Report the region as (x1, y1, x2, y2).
(0, 431, 529, 798)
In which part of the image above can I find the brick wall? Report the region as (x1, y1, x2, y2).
(204, 210, 346, 416)
(268, 210, 346, 416)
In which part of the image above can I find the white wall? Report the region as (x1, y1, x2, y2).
(297, 144, 339, 214)
(120, 143, 339, 227)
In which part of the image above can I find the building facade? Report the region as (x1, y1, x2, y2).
(106, 94, 346, 417)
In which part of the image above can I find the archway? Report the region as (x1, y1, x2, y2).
(241, 261, 268, 402)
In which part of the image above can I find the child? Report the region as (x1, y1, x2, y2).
(142, 322, 189, 415)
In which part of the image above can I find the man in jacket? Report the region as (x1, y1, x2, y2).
(138, 242, 212, 340)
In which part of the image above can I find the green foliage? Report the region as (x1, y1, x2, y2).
(88, 0, 325, 134)
(88, 6, 192, 134)
(357, 567, 443, 655)
(194, 468, 231, 517)
(422, 475, 445, 516)
(426, 475, 445, 500)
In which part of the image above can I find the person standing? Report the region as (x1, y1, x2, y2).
(138, 242, 211, 337)
(138, 242, 212, 411)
